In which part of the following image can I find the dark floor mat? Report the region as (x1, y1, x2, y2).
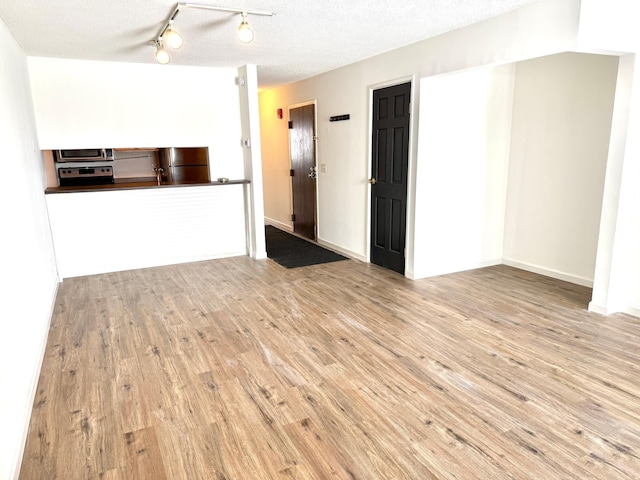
(265, 225, 348, 268)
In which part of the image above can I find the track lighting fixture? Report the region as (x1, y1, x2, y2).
(164, 23, 184, 49)
(152, 2, 274, 64)
(237, 12, 254, 44)
(155, 41, 170, 64)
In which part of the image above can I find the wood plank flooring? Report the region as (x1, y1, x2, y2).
(19, 257, 640, 479)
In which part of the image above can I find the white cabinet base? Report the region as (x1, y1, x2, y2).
(46, 185, 247, 278)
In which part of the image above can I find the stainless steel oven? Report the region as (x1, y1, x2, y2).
(54, 148, 114, 162)
(57, 164, 114, 186)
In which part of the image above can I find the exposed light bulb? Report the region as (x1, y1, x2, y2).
(155, 43, 170, 64)
(237, 14, 254, 43)
(164, 26, 183, 49)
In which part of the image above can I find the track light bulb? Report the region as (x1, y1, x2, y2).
(237, 13, 254, 43)
(155, 43, 170, 64)
(164, 26, 183, 49)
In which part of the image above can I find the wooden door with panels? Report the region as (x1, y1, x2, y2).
(289, 103, 317, 241)
(370, 82, 411, 274)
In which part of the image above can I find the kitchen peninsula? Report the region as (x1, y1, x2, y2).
(44, 147, 253, 279)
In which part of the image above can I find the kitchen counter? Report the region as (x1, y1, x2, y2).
(45, 179, 250, 194)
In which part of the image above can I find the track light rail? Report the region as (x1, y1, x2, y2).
(152, 2, 275, 64)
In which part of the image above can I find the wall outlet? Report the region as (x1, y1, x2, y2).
(320, 163, 328, 173)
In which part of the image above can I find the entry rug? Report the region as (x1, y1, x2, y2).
(265, 225, 348, 269)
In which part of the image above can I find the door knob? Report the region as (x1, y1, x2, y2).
(368, 178, 377, 184)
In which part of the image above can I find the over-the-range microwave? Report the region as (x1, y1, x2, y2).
(54, 148, 114, 162)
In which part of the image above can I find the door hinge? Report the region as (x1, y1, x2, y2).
(291, 214, 296, 222)
(290, 169, 294, 176)
(288, 121, 293, 129)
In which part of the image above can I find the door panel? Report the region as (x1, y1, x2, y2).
(376, 130, 388, 182)
(392, 127, 405, 181)
(374, 198, 386, 247)
(370, 82, 411, 274)
(390, 198, 403, 253)
(289, 104, 317, 241)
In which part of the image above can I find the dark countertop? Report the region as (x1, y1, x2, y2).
(45, 179, 250, 194)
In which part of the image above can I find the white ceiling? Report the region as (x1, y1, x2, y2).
(0, 0, 541, 90)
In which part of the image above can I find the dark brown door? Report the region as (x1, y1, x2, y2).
(289, 104, 317, 240)
(370, 82, 411, 274)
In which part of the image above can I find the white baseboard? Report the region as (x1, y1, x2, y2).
(624, 306, 640, 318)
(411, 258, 502, 280)
(252, 250, 268, 260)
(264, 217, 293, 232)
(588, 301, 609, 315)
(317, 238, 366, 262)
(502, 260, 640, 318)
(502, 258, 593, 287)
(405, 266, 416, 279)
(588, 301, 640, 319)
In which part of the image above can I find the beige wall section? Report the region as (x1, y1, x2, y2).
(259, 89, 294, 231)
(259, 0, 583, 263)
(503, 52, 619, 286)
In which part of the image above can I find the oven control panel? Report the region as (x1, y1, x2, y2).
(57, 165, 114, 186)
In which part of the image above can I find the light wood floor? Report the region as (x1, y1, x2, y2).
(20, 256, 640, 479)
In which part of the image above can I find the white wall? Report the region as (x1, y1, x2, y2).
(504, 52, 619, 286)
(619, 62, 640, 314)
(589, 54, 640, 315)
(0, 21, 59, 480)
(576, 0, 639, 53)
(27, 57, 245, 180)
(238, 65, 267, 259)
(412, 65, 515, 278)
(575, 0, 640, 316)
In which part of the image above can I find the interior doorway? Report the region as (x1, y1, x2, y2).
(289, 103, 317, 241)
(369, 82, 411, 274)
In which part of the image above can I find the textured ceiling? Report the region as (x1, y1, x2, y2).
(0, 0, 541, 90)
